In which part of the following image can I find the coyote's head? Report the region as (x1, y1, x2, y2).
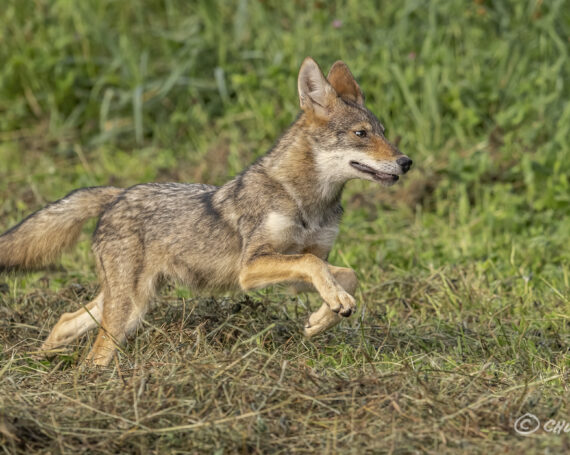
(298, 57, 412, 187)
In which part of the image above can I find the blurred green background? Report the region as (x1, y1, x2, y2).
(0, 0, 567, 293)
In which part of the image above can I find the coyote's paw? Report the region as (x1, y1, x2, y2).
(325, 289, 356, 317)
(304, 303, 342, 338)
(40, 336, 65, 354)
(40, 340, 54, 352)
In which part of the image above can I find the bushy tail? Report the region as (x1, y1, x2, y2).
(0, 186, 123, 271)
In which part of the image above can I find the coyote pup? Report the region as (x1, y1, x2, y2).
(0, 58, 412, 365)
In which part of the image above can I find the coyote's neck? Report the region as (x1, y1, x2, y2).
(263, 117, 345, 214)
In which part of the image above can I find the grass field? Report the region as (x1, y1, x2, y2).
(0, 0, 569, 453)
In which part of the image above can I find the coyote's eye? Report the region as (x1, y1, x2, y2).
(354, 130, 367, 138)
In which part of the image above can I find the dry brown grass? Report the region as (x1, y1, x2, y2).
(1, 277, 567, 454)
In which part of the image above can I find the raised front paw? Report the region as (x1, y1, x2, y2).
(326, 289, 356, 317)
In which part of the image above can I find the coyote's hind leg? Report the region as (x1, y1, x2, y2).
(85, 259, 155, 366)
(41, 292, 103, 352)
(85, 284, 152, 366)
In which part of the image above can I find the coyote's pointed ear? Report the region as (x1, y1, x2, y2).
(298, 57, 337, 119)
(327, 61, 364, 105)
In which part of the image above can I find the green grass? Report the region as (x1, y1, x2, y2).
(0, 0, 569, 453)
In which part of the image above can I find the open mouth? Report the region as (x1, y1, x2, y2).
(349, 161, 399, 182)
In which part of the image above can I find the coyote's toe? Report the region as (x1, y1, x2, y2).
(330, 290, 355, 317)
(340, 306, 353, 317)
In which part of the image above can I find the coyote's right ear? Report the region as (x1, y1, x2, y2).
(298, 57, 337, 119)
(327, 61, 364, 105)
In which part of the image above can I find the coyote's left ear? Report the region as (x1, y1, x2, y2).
(298, 57, 337, 119)
(327, 61, 364, 105)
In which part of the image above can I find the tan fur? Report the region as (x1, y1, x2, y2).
(0, 187, 122, 271)
(0, 57, 412, 366)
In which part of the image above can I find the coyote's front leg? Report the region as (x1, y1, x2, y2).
(239, 253, 357, 334)
(302, 265, 358, 337)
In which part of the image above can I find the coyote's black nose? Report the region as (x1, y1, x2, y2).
(396, 156, 413, 173)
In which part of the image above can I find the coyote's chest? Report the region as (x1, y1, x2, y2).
(264, 211, 340, 256)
